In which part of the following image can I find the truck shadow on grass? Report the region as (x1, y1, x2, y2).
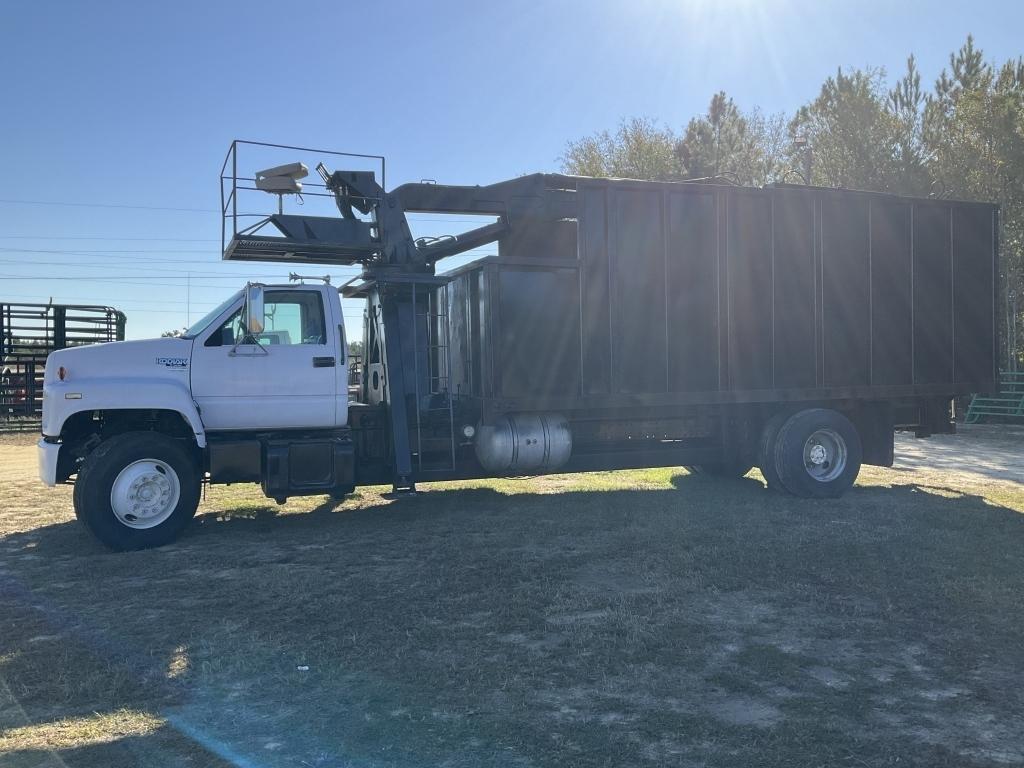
(3, 475, 1024, 767)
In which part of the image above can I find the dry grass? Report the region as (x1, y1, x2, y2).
(2, 429, 1024, 767)
(0, 709, 162, 752)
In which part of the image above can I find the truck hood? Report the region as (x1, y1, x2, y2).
(45, 338, 195, 385)
(41, 338, 205, 440)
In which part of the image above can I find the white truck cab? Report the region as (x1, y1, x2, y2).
(188, 283, 349, 431)
(38, 282, 355, 550)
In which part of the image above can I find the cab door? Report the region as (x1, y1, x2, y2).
(190, 287, 340, 430)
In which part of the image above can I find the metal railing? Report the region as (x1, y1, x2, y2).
(1, 302, 125, 417)
(965, 371, 1024, 423)
(219, 140, 386, 261)
(411, 283, 456, 473)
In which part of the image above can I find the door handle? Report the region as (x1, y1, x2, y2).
(313, 356, 336, 368)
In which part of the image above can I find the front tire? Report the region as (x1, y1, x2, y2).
(773, 409, 862, 498)
(73, 432, 201, 551)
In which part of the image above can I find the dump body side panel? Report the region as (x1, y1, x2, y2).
(441, 181, 998, 411)
(667, 189, 720, 392)
(771, 191, 817, 390)
(727, 191, 774, 391)
(913, 203, 955, 385)
(870, 200, 914, 385)
(952, 204, 997, 386)
(822, 194, 871, 388)
(579, 186, 612, 395)
(496, 266, 580, 397)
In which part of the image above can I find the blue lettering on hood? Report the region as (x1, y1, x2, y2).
(156, 357, 189, 368)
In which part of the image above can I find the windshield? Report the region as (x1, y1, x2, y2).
(181, 290, 242, 339)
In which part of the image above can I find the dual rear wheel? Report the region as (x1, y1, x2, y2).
(759, 408, 862, 498)
(688, 408, 862, 498)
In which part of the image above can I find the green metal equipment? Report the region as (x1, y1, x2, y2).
(965, 371, 1024, 423)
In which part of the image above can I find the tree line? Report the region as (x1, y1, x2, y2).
(562, 36, 1023, 369)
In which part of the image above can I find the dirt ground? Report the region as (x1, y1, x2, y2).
(893, 423, 1024, 484)
(1, 426, 1023, 767)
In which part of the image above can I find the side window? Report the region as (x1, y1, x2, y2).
(205, 291, 326, 347)
(206, 307, 244, 347)
(261, 291, 326, 345)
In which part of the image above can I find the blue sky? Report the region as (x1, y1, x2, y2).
(2, 0, 1022, 339)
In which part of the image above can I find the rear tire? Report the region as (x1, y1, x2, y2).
(758, 412, 790, 491)
(773, 409, 862, 498)
(73, 431, 201, 551)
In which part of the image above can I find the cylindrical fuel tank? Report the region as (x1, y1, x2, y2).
(475, 413, 572, 475)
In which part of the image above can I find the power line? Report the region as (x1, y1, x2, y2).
(0, 259, 337, 278)
(0, 249, 489, 268)
(0, 235, 220, 242)
(0, 270, 379, 290)
(0, 198, 218, 213)
(0, 260, 236, 276)
(123, 307, 367, 316)
(0, 252, 493, 278)
(0, 275, 364, 289)
(0, 197, 501, 224)
(0, 247, 493, 267)
(0, 247, 368, 268)
(0, 292, 227, 309)
(0, 286, 368, 314)
(0, 280, 284, 286)
(0, 274, 299, 288)
(0, 247, 214, 254)
(0, 292, 220, 308)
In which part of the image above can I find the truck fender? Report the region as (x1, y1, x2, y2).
(43, 376, 207, 448)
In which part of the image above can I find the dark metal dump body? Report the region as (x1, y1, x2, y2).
(443, 180, 998, 413)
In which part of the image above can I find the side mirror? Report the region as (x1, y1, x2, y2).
(244, 283, 265, 335)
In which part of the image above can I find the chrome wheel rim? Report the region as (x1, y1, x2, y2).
(110, 459, 180, 529)
(803, 429, 847, 483)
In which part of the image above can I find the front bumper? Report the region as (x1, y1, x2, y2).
(37, 439, 61, 487)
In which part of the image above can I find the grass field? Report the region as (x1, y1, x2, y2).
(2, 428, 1024, 767)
